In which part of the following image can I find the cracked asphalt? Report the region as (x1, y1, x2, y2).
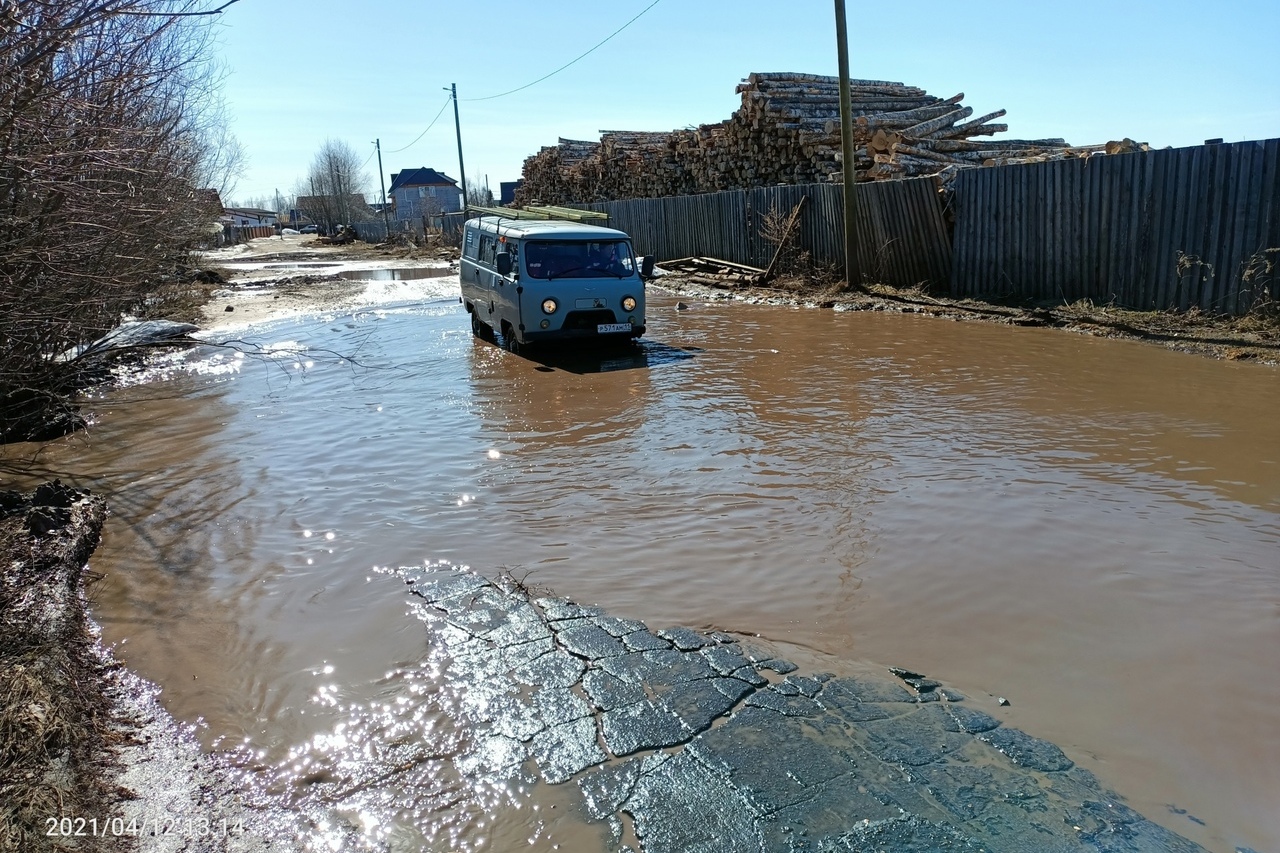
(405, 567, 1206, 853)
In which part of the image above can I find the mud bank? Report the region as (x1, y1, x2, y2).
(654, 275, 1280, 365)
(0, 485, 312, 853)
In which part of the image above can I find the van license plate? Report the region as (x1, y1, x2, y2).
(597, 323, 631, 334)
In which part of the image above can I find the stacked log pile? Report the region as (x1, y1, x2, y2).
(516, 138, 601, 204)
(512, 72, 1126, 205)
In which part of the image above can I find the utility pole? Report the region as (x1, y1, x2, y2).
(448, 83, 468, 213)
(834, 0, 863, 291)
(374, 138, 390, 238)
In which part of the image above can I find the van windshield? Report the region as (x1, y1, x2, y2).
(524, 240, 635, 280)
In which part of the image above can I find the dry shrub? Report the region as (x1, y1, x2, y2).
(2, 1, 240, 433)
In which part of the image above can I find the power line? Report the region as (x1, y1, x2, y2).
(463, 0, 663, 102)
(384, 96, 453, 154)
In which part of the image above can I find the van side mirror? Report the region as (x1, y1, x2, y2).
(495, 251, 512, 276)
(640, 255, 655, 280)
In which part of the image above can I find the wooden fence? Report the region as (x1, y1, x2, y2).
(483, 137, 1277, 314)
(580, 179, 951, 291)
(949, 138, 1280, 313)
(223, 224, 275, 243)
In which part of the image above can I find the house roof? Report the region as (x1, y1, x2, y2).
(195, 188, 224, 211)
(388, 168, 459, 193)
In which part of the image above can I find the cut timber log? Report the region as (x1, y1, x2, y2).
(938, 109, 1008, 139)
(901, 107, 973, 139)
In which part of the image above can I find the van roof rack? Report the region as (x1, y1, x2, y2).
(468, 204, 609, 225)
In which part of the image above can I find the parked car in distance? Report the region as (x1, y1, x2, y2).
(299, 224, 319, 234)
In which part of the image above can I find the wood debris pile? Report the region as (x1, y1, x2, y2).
(658, 257, 765, 288)
(514, 72, 1138, 205)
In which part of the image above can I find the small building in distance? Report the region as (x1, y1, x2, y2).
(389, 168, 461, 224)
(499, 180, 524, 206)
(223, 206, 278, 228)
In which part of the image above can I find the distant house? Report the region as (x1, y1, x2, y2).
(499, 180, 524, 206)
(223, 207, 278, 227)
(389, 168, 461, 223)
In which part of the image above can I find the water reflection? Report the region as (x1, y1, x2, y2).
(338, 267, 454, 282)
(518, 339, 697, 375)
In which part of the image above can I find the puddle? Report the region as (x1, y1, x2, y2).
(339, 267, 455, 282)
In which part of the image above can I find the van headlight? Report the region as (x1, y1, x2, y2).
(541, 298, 558, 314)
(621, 295, 637, 312)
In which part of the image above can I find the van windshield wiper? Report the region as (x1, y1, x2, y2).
(546, 266, 584, 280)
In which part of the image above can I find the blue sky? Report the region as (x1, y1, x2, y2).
(214, 0, 1280, 205)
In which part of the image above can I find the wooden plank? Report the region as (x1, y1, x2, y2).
(1209, 144, 1239, 312)
(1113, 152, 1134, 306)
(948, 174, 967, 296)
(958, 171, 975, 296)
(1239, 141, 1270, 312)
(1078, 154, 1096, 302)
(978, 168, 994, 296)
(1166, 147, 1190, 310)
(905, 181, 930, 287)
(1200, 144, 1227, 311)
(1065, 158, 1083, 303)
(954, 171, 973, 296)
(920, 179, 949, 287)
(1148, 148, 1177, 311)
(1094, 153, 1115, 302)
(1173, 145, 1201, 309)
(1130, 151, 1154, 309)
(1260, 139, 1280, 307)
(1045, 160, 1060, 302)
(886, 182, 909, 285)
(1012, 163, 1026, 296)
(973, 167, 991, 296)
(1011, 164, 1026, 298)
(1031, 162, 1043, 299)
(1227, 142, 1262, 314)
(983, 166, 998, 296)
(1128, 150, 1148, 307)
(929, 179, 953, 287)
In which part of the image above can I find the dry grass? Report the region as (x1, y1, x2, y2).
(0, 500, 117, 853)
(493, 565, 553, 599)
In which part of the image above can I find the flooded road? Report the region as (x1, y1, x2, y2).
(6, 274, 1277, 852)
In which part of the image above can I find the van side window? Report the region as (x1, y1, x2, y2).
(463, 229, 479, 260)
(480, 236, 496, 266)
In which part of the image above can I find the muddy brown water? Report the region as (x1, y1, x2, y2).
(5, 276, 1278, 852)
